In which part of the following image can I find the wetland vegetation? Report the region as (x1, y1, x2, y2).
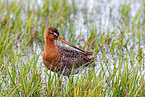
(0, 0, 145, 96)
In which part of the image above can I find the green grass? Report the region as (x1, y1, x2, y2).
(0, 0, 145, 96)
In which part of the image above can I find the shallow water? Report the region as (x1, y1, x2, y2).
(31, 0, 145, 82)
(3, 0, 144, 85)
(1, 0, 144, 95)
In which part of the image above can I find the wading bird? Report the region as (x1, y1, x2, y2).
(43, 27, 94, 77)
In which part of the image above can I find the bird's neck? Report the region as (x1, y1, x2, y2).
(45, 38, 56, 50)
(43, 37, 59, 65)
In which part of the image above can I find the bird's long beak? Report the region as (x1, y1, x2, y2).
(57, 36, 84, 52)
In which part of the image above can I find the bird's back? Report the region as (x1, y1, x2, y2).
(56, 46, 94, 76)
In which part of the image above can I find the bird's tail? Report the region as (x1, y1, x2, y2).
(83, 51, 94, 56)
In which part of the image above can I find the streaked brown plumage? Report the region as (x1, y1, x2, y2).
(43, 26, 94, 77)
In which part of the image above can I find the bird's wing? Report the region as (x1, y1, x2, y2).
(57, 46, 93, 68)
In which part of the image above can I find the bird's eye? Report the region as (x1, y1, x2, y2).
(50, 32, 54, 35)
(50, 32, 58, 38)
